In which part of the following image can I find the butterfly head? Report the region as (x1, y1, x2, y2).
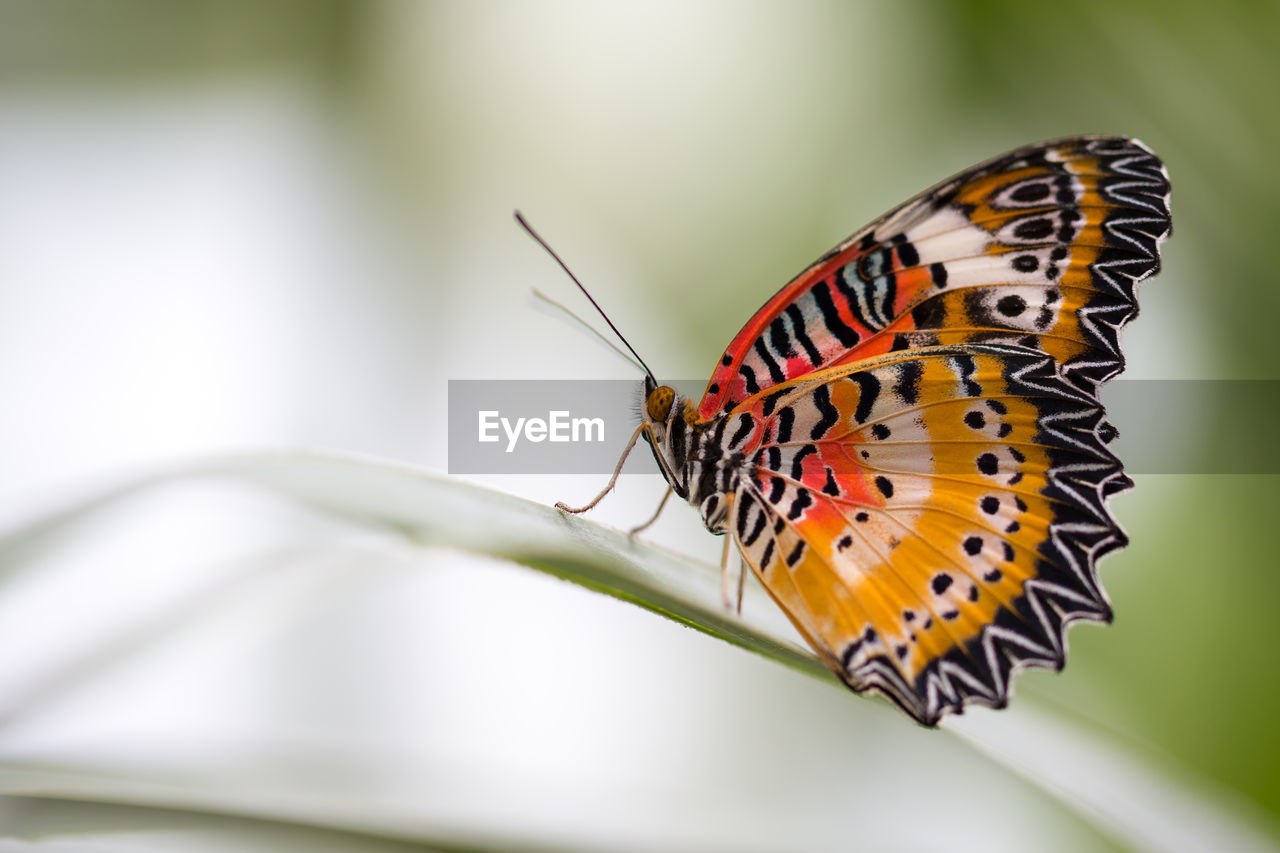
(641, 375, 696, 498)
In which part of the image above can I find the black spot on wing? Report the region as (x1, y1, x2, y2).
(1014, 217, 1054, 241)
(710, 416, 729, 447)
(761, 388, 787, 417)
(787, 488, 813, 520)
(786, 303, 823, 368)
(895, 360, 922, 405)
(822, 467, 840, 496)
(735, 494, 755, 539)
(775, 407, 795, 443)
(728, 413, 754, 448)
(765, 446, 781, 470)
(953, 353, 982, 397)
(811, 384, 838, 439)
(812, 281, 860, 347)
(929, 261, 948, 287)
(768, 315, 797, 360)
(875, 476, 894, 498)
(1011, 181, 1051, 203)
(742, 506, 767, 546)
(997, 294, 1027, 317)
(897, 239, 919, 268)
(767, 476, 785, 504)
(754, 338, 785, 385)
(847, 371, 881, 424)
(790, 444, 816, 480)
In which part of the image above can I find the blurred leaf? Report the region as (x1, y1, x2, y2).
(0, 792, 452, 853)
(1, 451, 1277, 852)
(0, 451, 823, 681)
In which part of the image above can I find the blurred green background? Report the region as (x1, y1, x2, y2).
(1, 1, 1277, 849)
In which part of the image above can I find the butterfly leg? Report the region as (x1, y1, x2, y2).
(628, 486, 673, 536)
(720, 493, 745, 614)
(556, 422, 648, 515)
(735, 555, 747, 615)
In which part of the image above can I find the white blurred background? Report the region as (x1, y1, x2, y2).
(1, 2, 1277, 851)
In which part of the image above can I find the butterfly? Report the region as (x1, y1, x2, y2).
(543, 136, 1171, 726)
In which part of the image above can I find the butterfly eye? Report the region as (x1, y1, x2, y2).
(646, 385, 675, 421)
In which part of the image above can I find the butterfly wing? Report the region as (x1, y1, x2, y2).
(727, 344, 1123, 725)
(698, 136, 1171, 420)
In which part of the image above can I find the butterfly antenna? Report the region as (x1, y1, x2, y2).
(531, 288, 646, 374)
(515, 211, 658, 385)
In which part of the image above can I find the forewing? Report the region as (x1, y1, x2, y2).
(728, 345, 1124, 725)
(699, 136, 1171, 419)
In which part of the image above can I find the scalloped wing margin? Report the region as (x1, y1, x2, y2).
(860, 349, 1125, 725)
(728, 345, 1126, 726)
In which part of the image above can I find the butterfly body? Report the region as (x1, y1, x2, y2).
(567, 136, 1170, 726)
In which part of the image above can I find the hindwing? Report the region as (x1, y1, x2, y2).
(726, 344, 1124, 725)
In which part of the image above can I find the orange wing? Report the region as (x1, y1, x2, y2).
(698, 136, 1171, 420)
(727, 345, 1123, 725)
